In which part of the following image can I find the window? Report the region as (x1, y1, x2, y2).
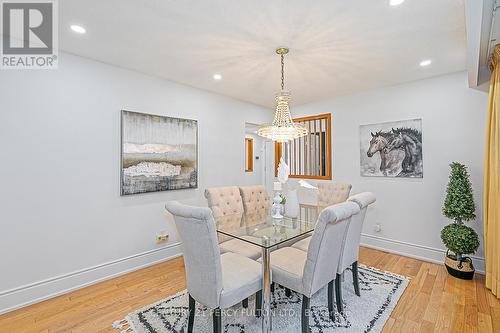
(275, 113, 331, 179)
(245, 137, 253, 172)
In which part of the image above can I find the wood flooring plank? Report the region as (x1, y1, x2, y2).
(419, 320, 434, 333)
(490, 306, 500, 333)
(477, 312, 493, 333)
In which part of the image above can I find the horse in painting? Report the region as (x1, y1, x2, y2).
(366, 131, 402, 176)
(385, 127, 423, 177)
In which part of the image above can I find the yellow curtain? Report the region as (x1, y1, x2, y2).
(484, 45, 500, 298)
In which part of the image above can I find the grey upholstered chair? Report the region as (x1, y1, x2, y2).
(292, 192, 376, 313)
(261, 202, 360, 333)
(333, 192, 376, 312)
(317, 182, 352, 207)
(205, 186, 262, 260)
(165, 201, 263, 333)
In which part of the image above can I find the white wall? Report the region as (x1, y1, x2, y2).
(0, 53, 271, 313)
(289, 72, 488, 272)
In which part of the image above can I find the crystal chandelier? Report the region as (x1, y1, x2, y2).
(257, 48, 308, 143)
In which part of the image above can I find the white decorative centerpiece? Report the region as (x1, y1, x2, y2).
(272, 182, 283, 219)
(277, 157, 290, 184)
(272, 158, 290, 219)
(277, 157, 302, 218)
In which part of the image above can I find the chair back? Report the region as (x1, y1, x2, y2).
(302, 201, 360, 297)
(165, 201, 222, 309)
(338, 192, 376, 272)
(205, 186, 244, 218)
(317, 182, 352, 206)
(239, 185, 270, 213)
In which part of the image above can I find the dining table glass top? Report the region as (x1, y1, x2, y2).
(214, 206, 323, 249)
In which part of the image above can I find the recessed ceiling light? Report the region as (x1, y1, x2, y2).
(70, 25, 86, 34)
(419, 59, 432, 67)
(213, 74, 222, 80)
(389, 0, 405, 6)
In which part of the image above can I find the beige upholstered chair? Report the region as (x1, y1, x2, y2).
(334, 192, 376, 311)
(291, 181, 352, 253)
(165, 201, 262, 333)
(317, 182, 352, 207)
(239, 185, 270, 213)
(239, 185, 271, 239)
(261, 202, 360, 332)
(205, 186, 262, 260)
(204, 186, 244, 218)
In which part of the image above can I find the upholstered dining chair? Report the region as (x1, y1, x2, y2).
(290, 181, 352, 254)
(239, 185, 270, 213)
(165, 201, 263, 333)
(261, 202, 360, 333)
(317, 182, 352, 207)
(292, 192, 376, 313)
(333, 192, 376, 312)
(205, 186, 261, 260)
(204, 186, 245, 218)
(290, 181, 352, 263)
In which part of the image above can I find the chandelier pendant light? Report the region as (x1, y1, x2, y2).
(257, 47, 308, 143)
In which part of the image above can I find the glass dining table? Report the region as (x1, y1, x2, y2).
(214, 206, 321, 333)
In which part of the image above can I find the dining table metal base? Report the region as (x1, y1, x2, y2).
(261, 247, 272, 333)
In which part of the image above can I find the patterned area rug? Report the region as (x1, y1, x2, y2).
(113, 265, 409, 333)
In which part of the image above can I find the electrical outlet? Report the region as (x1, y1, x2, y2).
(374, 224, 382, 232)
(156, 231, 169, 243)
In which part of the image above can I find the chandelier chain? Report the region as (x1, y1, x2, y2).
(281, 54, 285, 90)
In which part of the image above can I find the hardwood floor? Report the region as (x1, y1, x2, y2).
(1, 247, 499, 333)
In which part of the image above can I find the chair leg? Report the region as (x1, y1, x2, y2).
(301, 295, 310, 333)
(328, 280, 335, 321)
(352, 261, 360, 296)
(212, 308, 221, 333)
(285, 288, 291, 297)
(242, 298, 248, 308)
(188, 294, 195, 333)
(335, 273, 343, 313)
(255, 290, 262, 317)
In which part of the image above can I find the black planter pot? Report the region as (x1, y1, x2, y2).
(444, 250, 474, 280)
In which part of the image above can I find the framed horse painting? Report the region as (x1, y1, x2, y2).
(360, 119, 423, 178)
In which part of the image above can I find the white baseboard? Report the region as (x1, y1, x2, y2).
(361, 233, 485, 274)
(0, 242, 182, 315)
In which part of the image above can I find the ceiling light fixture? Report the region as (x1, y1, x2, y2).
(419, 59, 432, 67)
(257, 48, 307, 143)
(213, 74, 222, 80)
(70, 25, 86, 34)
(389, 0, 405, 6)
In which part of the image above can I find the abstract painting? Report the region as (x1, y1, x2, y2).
(360, 118, 423, 178)
(121, 110, 197, 195)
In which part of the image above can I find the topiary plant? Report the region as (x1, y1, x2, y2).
(442, 162, 476, 223)
(441, 224, 479, 256)
(441, 162, 479, 261)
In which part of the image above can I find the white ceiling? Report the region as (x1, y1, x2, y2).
(60, 0, 466, 107)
